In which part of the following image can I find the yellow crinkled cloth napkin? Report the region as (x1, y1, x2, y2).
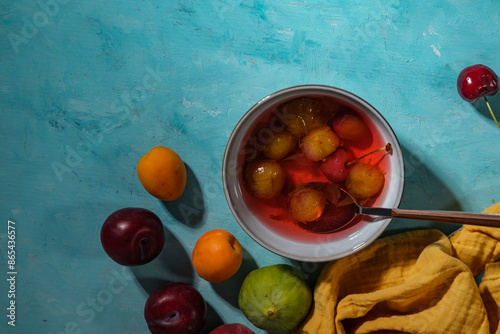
(293, 202, 500, 334)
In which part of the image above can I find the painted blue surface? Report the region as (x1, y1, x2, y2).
(1, 0, 499, 333)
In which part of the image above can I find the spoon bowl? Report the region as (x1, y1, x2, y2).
(223, 85, 405, 261)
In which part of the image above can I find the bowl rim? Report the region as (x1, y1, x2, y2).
(222, 84, 405, 262)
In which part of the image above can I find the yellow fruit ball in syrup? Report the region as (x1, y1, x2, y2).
(261, 129, 297, 161)
(300, 126, 340, 162)
(332, 114, 370, 142)
(279, 97, 326, 137)
(244, 160, 286, 199)
(346, 163, 385, 200)
(288, 186, 326, 222)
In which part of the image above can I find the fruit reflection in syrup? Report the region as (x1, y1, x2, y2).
(242, 97, 391, 242)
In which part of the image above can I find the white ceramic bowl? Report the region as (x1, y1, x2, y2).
(222, 85, 405, 262)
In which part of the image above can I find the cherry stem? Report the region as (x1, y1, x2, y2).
(346, 143, 392, 167)
(483, 94, 500, 131)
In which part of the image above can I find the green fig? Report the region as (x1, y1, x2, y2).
(238, 264, 312, 332)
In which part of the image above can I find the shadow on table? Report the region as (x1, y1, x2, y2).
(131, 226, 194, 295)
(161, 163, 206, 228)
(291, 260, 327, 288)
(211, 247, 259, 308)
(200, 303, 224, 334)
(473, 91, 500, 125)
(383, 144, 463, 237)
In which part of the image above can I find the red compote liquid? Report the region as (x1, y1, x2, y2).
(239, 95, 391, 243)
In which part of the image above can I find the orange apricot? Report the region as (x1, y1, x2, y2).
(137, 146, 187, 201)
(192, 229, 243, 283)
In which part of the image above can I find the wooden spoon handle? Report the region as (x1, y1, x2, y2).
(391, 208, 500, 228)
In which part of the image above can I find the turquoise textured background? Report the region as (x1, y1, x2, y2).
(1, 0, 499, 333)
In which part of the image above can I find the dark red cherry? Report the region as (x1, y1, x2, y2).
(457, 64, 498, 102)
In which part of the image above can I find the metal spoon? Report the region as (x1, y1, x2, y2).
(340, 188, 500, 228)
